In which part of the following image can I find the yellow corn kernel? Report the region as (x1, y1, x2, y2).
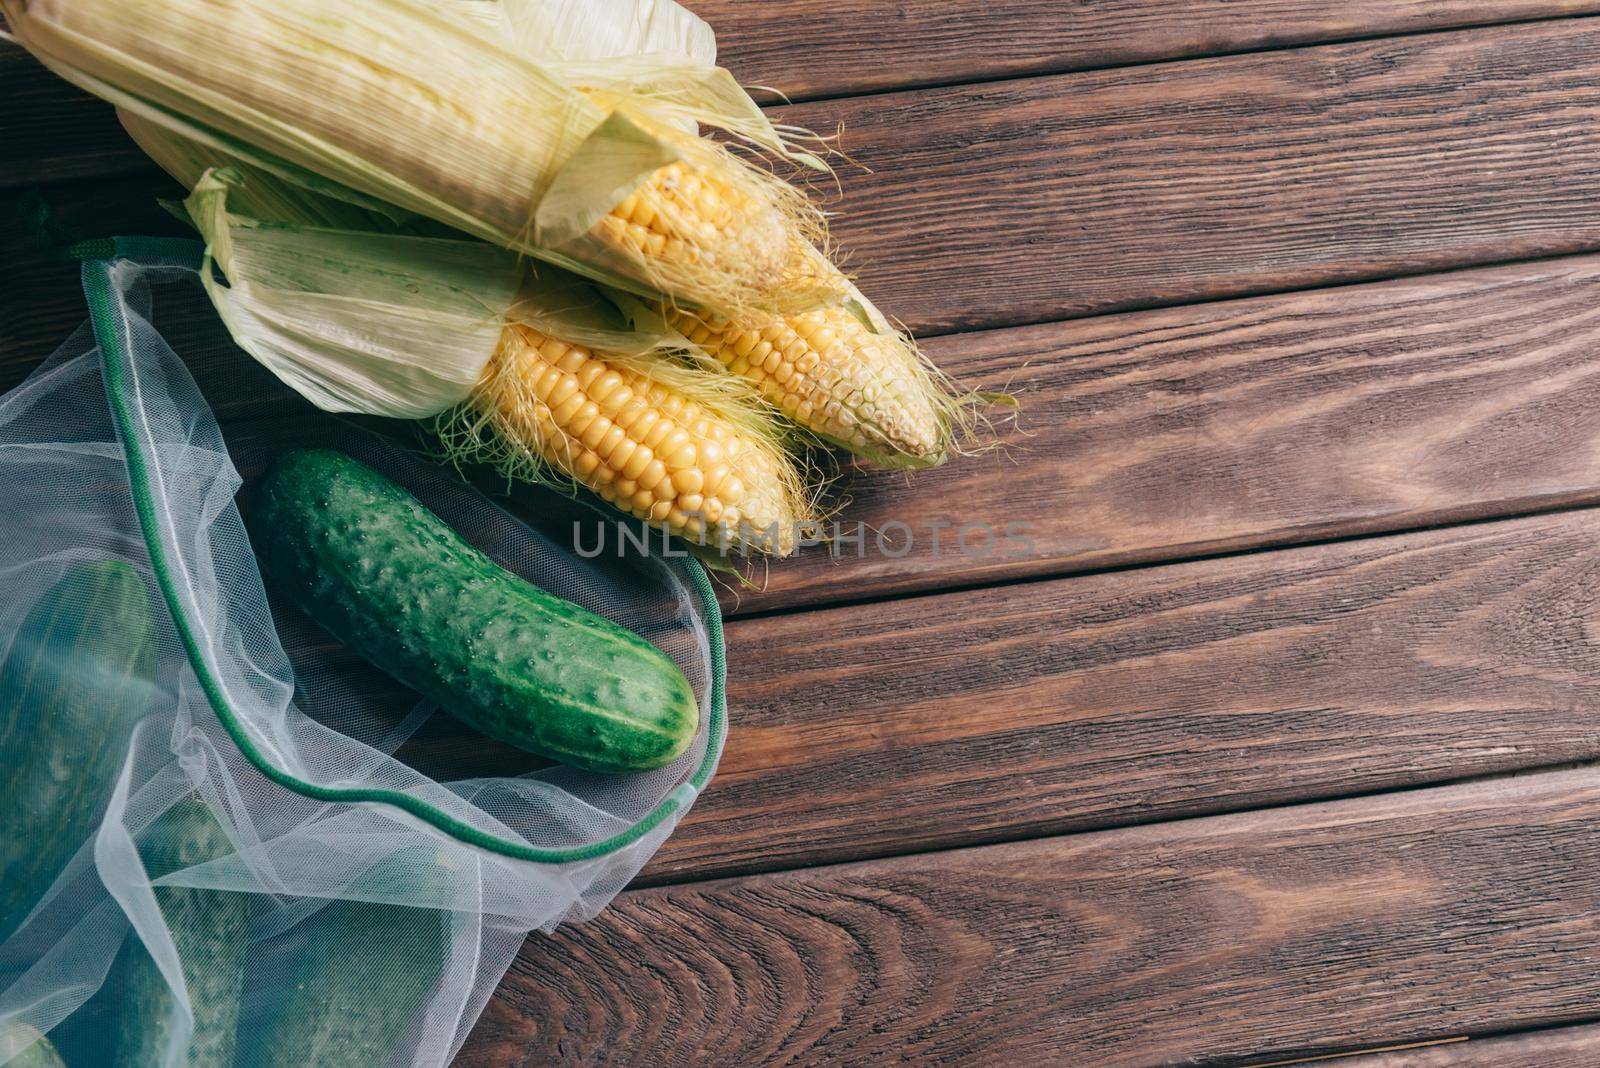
(477, 324, 807, 554)
(592, 161, 795, 314)
(669, 293, 952, 469)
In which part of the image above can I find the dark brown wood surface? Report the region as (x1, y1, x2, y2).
(784, 20, 1600, 335)
(0, 43, 146, 188)
(465, 769, 1600, 1066)
(646, 507, 1600, 881)
(1343, 1025, 1600, 1065)
(0, 180, 185, 364)
(700, 0, 1600, 100)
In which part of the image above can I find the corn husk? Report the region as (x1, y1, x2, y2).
(140, 127, 697, 368)
(185, 171, 521, 419)
(470, 0, 716, 66)
(448, 0, 826, 167)
(3, 0, 831, 315)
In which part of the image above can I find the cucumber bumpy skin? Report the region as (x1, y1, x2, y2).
(114, 797, 251, 1068)
(248, 449, 699, 773)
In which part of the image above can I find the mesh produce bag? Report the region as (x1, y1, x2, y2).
(0, 239, 727, 1067)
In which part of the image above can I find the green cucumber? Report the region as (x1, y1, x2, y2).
(0, 560, 157, 943)
(243, 862, 452, 1068)
(113, 797, 251, 1068)
(248, 448, 698, 772)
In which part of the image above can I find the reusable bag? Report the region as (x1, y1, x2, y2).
(0, 239, 726, 1067)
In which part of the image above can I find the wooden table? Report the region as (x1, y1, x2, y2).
(10, 3, 1600, 1064)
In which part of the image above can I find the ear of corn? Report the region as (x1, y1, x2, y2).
(436, 0, 959, 465)
(184, 167, 811, 554)
(457, 324, 810, 554)
(3, 0, 835, 316)
(667, 256, 964, 469)
(40, 0, 973, 550)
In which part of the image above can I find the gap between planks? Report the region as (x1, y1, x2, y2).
(691, 1, 1600, 102)
(641, 505, 1600, 883)
(1335, 1018, 1600, 1065)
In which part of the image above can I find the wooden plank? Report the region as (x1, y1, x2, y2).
(733, 254, 1600, 613)
(699, 0, 1600, 100)
(1341, 1024, 1600, 1065)
(0, 44, 148, 188)
(13, 23, 1600, 337)
(19, 208, 1600, 618)
(462, 769, 1600, 1066)
(781, 19, 1600, 335)
(9, 8, 1600, 183)
(644, 507, 1600, 882)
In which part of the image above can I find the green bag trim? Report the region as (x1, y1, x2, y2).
(83, 237, 726, 865)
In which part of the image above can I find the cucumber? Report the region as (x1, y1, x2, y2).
(242, 867, 452, 1068)
(248, 448, 698, 772)
(0, 560, 157, 943)
(1, 1024, 67, 1068)
(113, 797, 251, 1068)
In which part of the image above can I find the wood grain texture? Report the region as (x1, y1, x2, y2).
(781, 19, 1600, 335)
(462, 768, 1600, 1066)
(0, 44, 145, 187)
(733, 254, 1600, 613)
(1342, 1024, 1600, 1065)
(645, 507, 1600, 882)
(698, 0, 1600, 100)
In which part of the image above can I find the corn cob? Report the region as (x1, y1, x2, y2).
(468, 323, 810, 554)
(6, 0, 828, 315)
(667, 263, 957, 468)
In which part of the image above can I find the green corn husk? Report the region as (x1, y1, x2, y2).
(2, 0, 834, 316)
(184, 170, 522, 419)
